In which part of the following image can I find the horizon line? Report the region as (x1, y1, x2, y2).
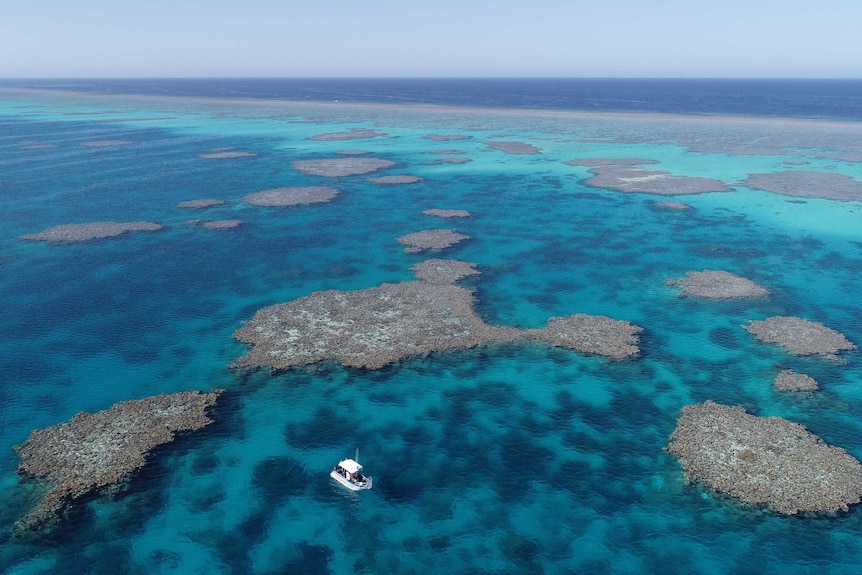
(2, 76, 862, 81)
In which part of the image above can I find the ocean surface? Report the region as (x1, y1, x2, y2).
(1, 79, 861, 574)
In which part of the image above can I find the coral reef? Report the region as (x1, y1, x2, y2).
(292, 158, 396, 177)
(13, 390, 223, 537)
(232, 260, 643, 371)
(310, 128, 389, 141)
(177, 198, 225, 209)
(19, 222, 164, 243)
(367, 175, 423, 184)
(396, 229, 470, 253)
(668, 270, 769, 298)
(484, 141, 541, 154)
(197, 151, 256, 159)
(564, 158, 659, 167)
(422, 209, 472, 218)
(422, 134, 471, 141)
(584, 166, 730, 195)
(667, 401, 862, 515)
(742, 171, 862, 201)
(774, 369, 819, 392)
(243, 186, 339, 206)
(743, 316, 856, 359)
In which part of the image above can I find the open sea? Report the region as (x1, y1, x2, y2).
(1, 78, 862, 574)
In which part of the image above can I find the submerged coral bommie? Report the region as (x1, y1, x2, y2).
(422, 209, 472, 218)
(367, 175, 423, 184)
(310, 128, 389, 141)
(177, 198, 226, 209)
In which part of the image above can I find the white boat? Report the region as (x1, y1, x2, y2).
(330, 457, 372, 491)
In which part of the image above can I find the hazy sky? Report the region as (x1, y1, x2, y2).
(2, 0, 859, 78)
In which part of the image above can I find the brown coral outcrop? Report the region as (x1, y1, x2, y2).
(773, 369, 819, 392)
(242, 186, 339, 206)
(742, 171, 862, 201)
(484, 141, 541, 155)
(585, 166, 730, 195)
(396, 229, 470, 253)
(743, 316, 856, 359)
(13, 390, 223, 536)
(19, 222, 164, 243)
(292, 158, 396, 177)
(232, 261, 643, 371)
(668, 270, 769, 298)
(667, 401, 862, 515)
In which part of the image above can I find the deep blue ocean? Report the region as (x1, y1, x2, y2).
(1, 79, 862, 574)
(3, 78, 862, 120)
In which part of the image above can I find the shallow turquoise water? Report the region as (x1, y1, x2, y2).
(1, 90, 862, 574)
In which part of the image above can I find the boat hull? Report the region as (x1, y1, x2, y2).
(330, 470, 372, 491)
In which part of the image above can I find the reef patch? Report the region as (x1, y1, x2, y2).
(243, 186, 339, 206)
(19, 222, 164, 243)
(292, 158, 396, 177)
(668, 270, 769, 298)
(13, 390, 223, 537)
(585, 166, 730, 195)
(743, 316, 856, 359)
(232, 261, 643, 371)
(774, 369, 819, 392)
(742, 171, 862, 201)
(484, 141, 541, 155)
(396, 229, 470, 253)
(667, 401, 862, 515)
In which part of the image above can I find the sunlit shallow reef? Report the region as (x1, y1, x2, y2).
(2, 87, 862, 573)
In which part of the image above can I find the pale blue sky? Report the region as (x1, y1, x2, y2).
(1, 0, 859, 78)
